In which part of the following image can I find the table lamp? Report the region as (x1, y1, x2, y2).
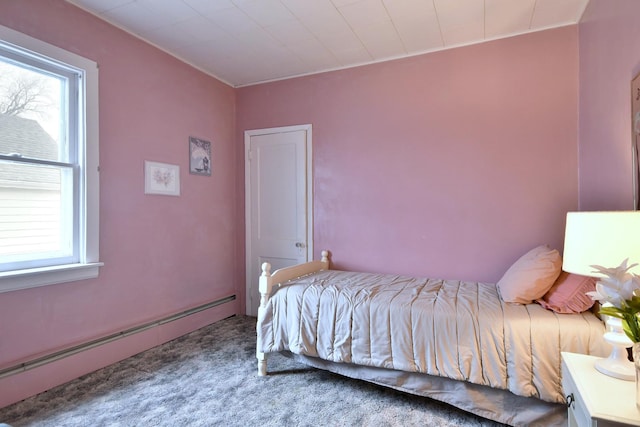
(563, 211, 640, 381)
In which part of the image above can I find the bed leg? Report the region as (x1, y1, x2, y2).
(257, 351, 267, 376)
(257, 262, 272, 376)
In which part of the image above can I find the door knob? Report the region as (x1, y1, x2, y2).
(295, 242, 306, 248)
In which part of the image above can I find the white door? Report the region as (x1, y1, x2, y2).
(245, 124, 312, 316)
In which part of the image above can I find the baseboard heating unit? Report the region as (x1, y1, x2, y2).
(0, 295, 236, 380)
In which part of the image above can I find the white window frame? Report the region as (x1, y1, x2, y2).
(0, 24, 101, 293)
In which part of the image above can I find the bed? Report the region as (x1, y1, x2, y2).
(256, 249, 610, 426)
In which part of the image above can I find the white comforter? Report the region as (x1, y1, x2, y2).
(257, 270, 608, 403)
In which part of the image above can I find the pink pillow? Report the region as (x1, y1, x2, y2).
(497, 245, 562, 304)
(537, 271, 596, 314)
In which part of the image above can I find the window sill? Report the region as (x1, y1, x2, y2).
(0, 262, 104, 293)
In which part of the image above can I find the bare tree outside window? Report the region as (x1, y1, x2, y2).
(0, 60, 61, 142)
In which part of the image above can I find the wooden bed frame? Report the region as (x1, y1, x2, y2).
(256, 250, 331, 376)
(254, 250, 581, 425)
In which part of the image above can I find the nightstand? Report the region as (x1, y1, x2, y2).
(561, 352, 640, 426)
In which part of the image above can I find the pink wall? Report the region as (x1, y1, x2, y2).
(578, 0, 640, 210)
(236, 27, 580, 285)
(0, 1, 238, 407)
(3, 0, 620, 409)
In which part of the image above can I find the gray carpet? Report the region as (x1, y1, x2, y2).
(0, 315, 504, 426)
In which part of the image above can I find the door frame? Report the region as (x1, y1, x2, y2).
(244, 124, 313, 315)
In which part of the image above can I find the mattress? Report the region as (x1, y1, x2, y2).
(257, 269, 609, 404)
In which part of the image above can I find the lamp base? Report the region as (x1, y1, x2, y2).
(594, 330, 635, 381)
(594, 355, 634, 381)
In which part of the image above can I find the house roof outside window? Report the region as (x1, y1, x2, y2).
(0, 113, 60, 190)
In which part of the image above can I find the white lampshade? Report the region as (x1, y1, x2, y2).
(563, 211, 640, 277)
(563, 211, 640, 381)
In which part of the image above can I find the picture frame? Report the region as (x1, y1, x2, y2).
(144, 161, 180, 196)
(189, 136, 212, 176)
(633, 72, 640, 209)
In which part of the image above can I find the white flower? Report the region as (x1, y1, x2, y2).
(586, 259, 640, 308)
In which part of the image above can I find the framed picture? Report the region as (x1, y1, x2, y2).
(144, 161, 180, 196)
(633, 73, 640, 209)
(189, 136, 212, 176)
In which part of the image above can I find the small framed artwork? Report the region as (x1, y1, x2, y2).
(189, 136, 212, 176)
(144, 161, 180, 196)
(633, 72, 640, 209)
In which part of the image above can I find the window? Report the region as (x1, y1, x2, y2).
(0, 25, 100, 292)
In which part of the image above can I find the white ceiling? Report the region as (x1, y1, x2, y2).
(66, 0, 590, 87)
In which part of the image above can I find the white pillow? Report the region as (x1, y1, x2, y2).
(497, 245, 562, 304)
